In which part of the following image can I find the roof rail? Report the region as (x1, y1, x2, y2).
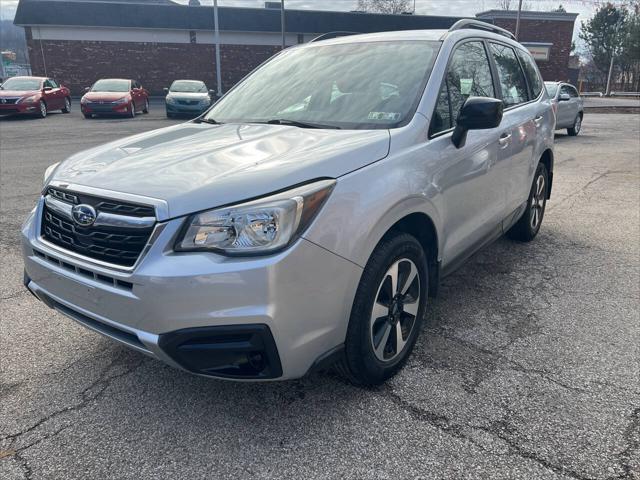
(310, 31, 360, 42)
(448, 19, 516, 40)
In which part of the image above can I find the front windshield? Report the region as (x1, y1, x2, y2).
(91, 79, 130, 92)
(170, 80, 207, 93)
(1, 78, 41, 90)
(545, 82, 559, 97)
(205, 40, 440, 129)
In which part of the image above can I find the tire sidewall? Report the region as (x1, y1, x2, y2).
(38, 100, 47, 118)
(523, 163, 548, 237)
(346, 233, 428, 383)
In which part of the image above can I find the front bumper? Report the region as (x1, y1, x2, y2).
(81, 103, 130, 115)
(166, 103, 208, 115)
(22, 198, 361, 380)
(0, 102, 38, 115)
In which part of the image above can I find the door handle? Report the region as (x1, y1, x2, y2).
(498, 133, 511, 148)
(534, 115, 543, 127)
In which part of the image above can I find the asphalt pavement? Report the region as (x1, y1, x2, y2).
(1, 104, 639, 479)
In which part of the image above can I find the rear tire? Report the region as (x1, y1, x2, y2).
(128, 101, 136, 118)
(62, 97, 71, 113)
(506, 162, 548, 242)
(143, 98, 149, 114)
(567, 113, 582, 136)
(336, 232, 428, 386)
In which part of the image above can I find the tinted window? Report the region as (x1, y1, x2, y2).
(430, 41, 495, 135)
(205, 41, 440, 129)
(490, 43, 529, 107)
(516, 49, 543, 98)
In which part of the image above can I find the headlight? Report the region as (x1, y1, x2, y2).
(81, 96, 89, 104)
(175, 179, 336, 255)
(113, 97, 129, 104)
(43, 162, 60, 186)
(18, 95, 38, 104)
(166, 96, 176, 105)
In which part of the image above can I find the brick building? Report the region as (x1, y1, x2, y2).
(476, 9, 578, 82)
(13, 0, 578, 95)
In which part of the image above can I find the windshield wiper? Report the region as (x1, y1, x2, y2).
(263, 119, 341, 130)
(194, 118, 223, 125)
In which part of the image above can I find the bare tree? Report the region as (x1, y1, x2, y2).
(356, 0, 413, 14)
(495, 0, 532, 10)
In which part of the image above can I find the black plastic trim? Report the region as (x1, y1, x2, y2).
(158, 324, 283, 379)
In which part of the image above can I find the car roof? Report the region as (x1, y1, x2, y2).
(304, 29, 448, 46)
(7, 76, 46, 80)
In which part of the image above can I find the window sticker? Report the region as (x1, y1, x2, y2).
(368, 112, 401, 121)
(460, 78, 473, 95)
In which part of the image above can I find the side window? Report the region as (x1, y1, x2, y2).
(560, 85, 571, 97)
(48, 79, 59, 88)
(44, 79, 54, 89)
(489, 43, 529, 107)
(568, 86, 579, 97)
(430, 41, 495, 136)
(515, 49, 543, 98)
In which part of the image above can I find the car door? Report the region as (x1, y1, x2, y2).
(42, 79, 59, 109)
(130, 80, 139, 110)
(557, 84, 576, 128)
(488, 42, 538, 214)
(567, 85, 582, 124)
(427, 40, 506, 265)
(48, 78, 64, 109)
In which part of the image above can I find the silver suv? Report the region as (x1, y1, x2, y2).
(22, 21, 554, 385)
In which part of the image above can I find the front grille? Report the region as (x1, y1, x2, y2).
(85, 102, 117, 112)
(178, 100, 199, 105)
(0, 98, 19, 105)
(41, 187, 156, 268)
(0, 108, 19, 113)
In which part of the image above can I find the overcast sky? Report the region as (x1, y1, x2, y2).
(0, 0, 611, 39)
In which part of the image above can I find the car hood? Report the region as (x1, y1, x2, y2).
(0, 90, 39, 97)
(51, 122, 390, 219)
(83, 92, 130, 101)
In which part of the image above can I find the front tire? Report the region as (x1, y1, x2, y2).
(36, 100, 47, 118)
(128, 101, 136, 118)
(567, 113, 582, 136)
(142, 99, 149, 114)
(336, 233, 428, 386)
(62, 97, 71, 113)
(506, 162, 548, 242)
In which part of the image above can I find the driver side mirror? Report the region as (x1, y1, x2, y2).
(452, 97, 503, 149)
(43, 86, 53, 92)
(558, 93, 570, 102)
(163, 87, 169, 94)
(84, 87, 90, 92)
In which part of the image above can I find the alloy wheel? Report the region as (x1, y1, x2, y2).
(530, 174, 546, 230)
(39, 101, 47, 118)
(574, 116, 581, 133)
(370, 258, 421, 362)
(65, 98, 70, 111)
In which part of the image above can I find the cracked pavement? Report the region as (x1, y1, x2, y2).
(1, 107, 639, 479)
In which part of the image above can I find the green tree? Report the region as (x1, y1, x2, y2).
(579, 3, 628, 75)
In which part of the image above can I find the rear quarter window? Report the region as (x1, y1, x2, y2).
(516, 49, 544, 98)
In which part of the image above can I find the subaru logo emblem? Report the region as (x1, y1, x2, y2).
(72, 204, 97, 227)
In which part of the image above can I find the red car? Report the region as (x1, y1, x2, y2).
(0, 76, 71, 118)
(81, 78, 149, 118)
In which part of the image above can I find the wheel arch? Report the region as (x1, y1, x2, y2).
(379, 212, 440, 298)
(539, 148, 554, 199)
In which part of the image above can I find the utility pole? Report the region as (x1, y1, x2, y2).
(213, 0, 222, 98)
(281, 0, 286, 50)
(515, 0, 523, 40)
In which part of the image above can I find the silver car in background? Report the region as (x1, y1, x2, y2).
(545, 81, 584, 136)
(164, 80, 214, 117)
(23, 21, 555, 385)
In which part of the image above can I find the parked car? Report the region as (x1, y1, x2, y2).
(80, 78, 149, 118)
(164, 80, 214, 117)
(23, 21, 555, 385)
(0, 76, 71, 118)
(545, 81, 584, 136)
